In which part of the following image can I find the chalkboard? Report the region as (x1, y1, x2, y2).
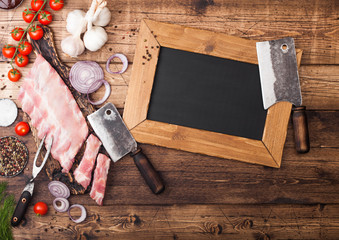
(147, 47, 267, 140)
(123, 20, 298, 167)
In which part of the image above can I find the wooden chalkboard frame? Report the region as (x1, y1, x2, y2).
(123, 19, 302, 168)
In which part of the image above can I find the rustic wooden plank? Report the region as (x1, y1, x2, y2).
(131, 120, 276, 167)
(0, 0, 337, 64)
(11, 204, 339, 240)
(2, 111, 338, 206)
(299, 65, 339, 110)
(123, 19, 160, 130)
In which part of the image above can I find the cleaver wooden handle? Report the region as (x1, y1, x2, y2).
(131, 148, 165, 194)
(292, 106, 310, 153)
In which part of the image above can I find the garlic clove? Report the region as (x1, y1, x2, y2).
(61, 35, 85, 58)
(93, 7, 111, 27)
(66, 10, 87, 34)
(83, 26, 108, 52)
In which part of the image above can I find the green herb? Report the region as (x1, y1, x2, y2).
(0, 182, 15, 240)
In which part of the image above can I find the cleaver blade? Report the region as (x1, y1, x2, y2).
(256, 37, 302, 109)
(87, 103, 137, 162)
(87, 103, 165, 194)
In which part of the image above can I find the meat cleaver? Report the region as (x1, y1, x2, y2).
(87, 103, 165, 194)
(256, 37, 309, 153)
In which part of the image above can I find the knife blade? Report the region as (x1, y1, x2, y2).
(256, 37, 309, 153)
(88, 103, 165, 194)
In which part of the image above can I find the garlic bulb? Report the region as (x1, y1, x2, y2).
(93, 7, 111, 27)
(61, 35, 85, 57)
(66, 10, 87, 34)
(83, 26, 108, 51)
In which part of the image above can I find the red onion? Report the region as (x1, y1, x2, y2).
(53, 197, 70, 212)
(106, 53, 128, 74)
(48, 181, 70, 199)
(87, 79, 111, 105)
(68, 204, 87, 223)
(69, 61, 104, 94)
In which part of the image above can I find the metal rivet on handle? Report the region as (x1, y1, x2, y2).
(281, 44, 289, 53)
(13, 217, 18, 222)
(22, 198, 26, 203)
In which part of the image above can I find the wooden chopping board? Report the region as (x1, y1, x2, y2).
(24, 26, 95, 194)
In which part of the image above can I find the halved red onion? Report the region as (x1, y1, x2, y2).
(48, 181, 70, 199)
(69, 61, 104, 94)
(68, 204, 87, 223)
(87, 79, 111, 105)
(106, 53, 128, 74)
(53, 197, 70, 213)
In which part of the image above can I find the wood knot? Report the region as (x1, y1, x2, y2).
(204, 44, 214, 53)
(111, 214, 143, 230)
(255, 233, 270, 240)
(172, 131, 186, 141)
(235, 219, 253, 230)
(202, 221, 222, 235)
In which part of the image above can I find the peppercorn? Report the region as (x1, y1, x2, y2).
(0, 136, 28, 177)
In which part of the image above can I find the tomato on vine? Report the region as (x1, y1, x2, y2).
(15, 54, 29, 67)
(22, 8, 37, 23)
(31, 0, 46, 12)
(2, 44, 16, 59)
(28, 25, 44, 40)
(49, 0, 64, 11)
(38, 10, 52, 25)
(8, 69, 21, 82)
(18, 41, 33, 55)
(11, 27, 25, 41)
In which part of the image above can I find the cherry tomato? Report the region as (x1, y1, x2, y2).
(28, 25, 43, 40)
(22, 8, 37, 23)
(18, 41, 32, 55)
(31, 0, 45, 12)
(8, 69, 21, 82)
(11, 27, 25, 41)
(38, 10, 52, 25)
(49, 0, 63, 11)
(15, 54, 29, 67)
(15, 122, 30, 136)
(2, 44, 16, 58)
(34, 202, 48, 216)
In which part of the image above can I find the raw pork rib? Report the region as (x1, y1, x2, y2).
(18, 54, 88, 172)
(74, 134, 102, 189)
(90, 154, 111, 205)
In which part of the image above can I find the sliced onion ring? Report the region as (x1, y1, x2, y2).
(53, 197, 70, 213)
(48, 181, 70, 199)
(87, 79, 111, 105)
(68, 204, 87, 223)
(106, 53, 128, 74)
(70, 61, 104, 94)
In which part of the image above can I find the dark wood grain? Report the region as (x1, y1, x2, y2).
(26, 26, 95, 195)
(0, 0, 338, 239)
(11, 204, 339, 240)
(2, 111, 338, 206)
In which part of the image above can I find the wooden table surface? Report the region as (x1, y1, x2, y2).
(0, 0, 338, 239)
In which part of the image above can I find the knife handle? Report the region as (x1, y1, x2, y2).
(292, 106, 310, 153)
(131, 148, 165, 194)
(11, 191, 32, 227)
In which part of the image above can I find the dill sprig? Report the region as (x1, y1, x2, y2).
(0, 182, 15, 240)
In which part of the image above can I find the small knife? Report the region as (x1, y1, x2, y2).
(87, 103, 165, 194)
(256, 37, 310, 153)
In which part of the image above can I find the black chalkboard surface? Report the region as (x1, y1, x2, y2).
(147, 47, 267, 140)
